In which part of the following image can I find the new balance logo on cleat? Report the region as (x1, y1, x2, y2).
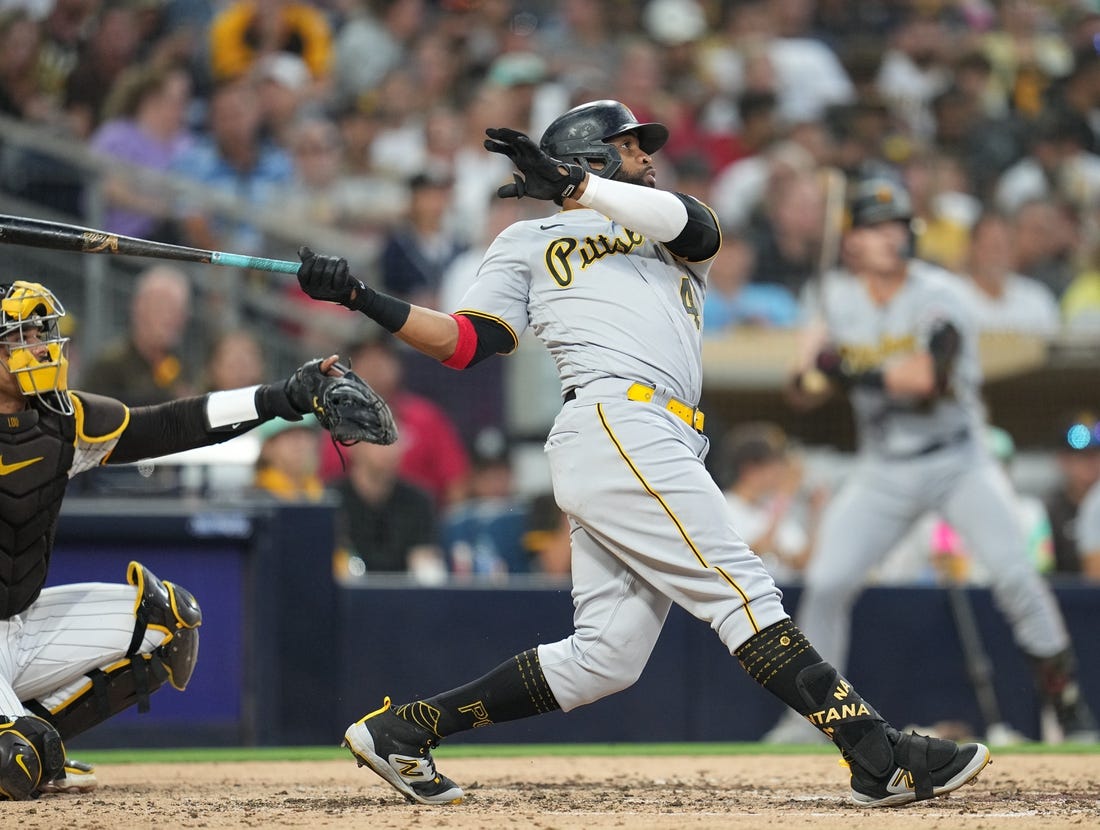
(342, 696, 464, 806)
(888, 769, 915, 794)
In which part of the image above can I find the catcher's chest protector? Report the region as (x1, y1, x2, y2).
(0, 407, 75, 618)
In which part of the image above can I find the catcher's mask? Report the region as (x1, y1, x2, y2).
(0, 280, 72, 415)
(539, 99, 668, 181)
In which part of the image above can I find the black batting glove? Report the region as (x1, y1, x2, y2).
(814, 346, 847, 381)
(484, 127, 585, 205)
(297, 246, 370, 311)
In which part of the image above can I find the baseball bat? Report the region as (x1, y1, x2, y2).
(943, 576, 1008, 737)
(0, 214, 300, 275)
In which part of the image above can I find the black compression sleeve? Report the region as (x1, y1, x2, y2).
(108, 396, 252, 464)
(662, 194, 721, 262)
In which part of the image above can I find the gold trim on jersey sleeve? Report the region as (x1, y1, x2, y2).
(454, 310, 520, 354)
(70, 392, 130, 443)
(595, 402, 760, 634)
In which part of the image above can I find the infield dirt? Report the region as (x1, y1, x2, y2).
(9, 753, 1096, 829)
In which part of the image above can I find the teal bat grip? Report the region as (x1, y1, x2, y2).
(209, 252, 301, 274)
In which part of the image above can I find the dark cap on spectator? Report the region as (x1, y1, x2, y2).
(470, 427, 511, 469)
(719, 422, 789, 486)
(408, 167, 454, 191)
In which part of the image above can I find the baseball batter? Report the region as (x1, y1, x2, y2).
(0, 280, 357, 800)
(771, 178, 1098, 744)
(297, 100, 990, 808)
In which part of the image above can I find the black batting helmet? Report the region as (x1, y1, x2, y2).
(539, 100, 669, 180)
(848, 177, 913, 228)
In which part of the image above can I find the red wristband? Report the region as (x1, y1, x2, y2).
(443, 314, 477, 369)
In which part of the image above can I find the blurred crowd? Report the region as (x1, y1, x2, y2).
(4, 0, 1100, 583)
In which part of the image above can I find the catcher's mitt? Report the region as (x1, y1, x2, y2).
(286, 359, 398, 446)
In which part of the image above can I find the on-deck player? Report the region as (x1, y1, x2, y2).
(768, 177, 1098, 745)
(0, 280, 348, 800)
(296, 100, 991, 808)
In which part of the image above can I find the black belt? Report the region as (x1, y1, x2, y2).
(886, 429, 971, 459)
(563, 389, 576, 402)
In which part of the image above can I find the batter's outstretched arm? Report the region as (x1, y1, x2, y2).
(296, 247, 513, 369)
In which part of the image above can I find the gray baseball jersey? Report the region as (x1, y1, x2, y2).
(455, 206, 788, 711)
(818, 260, 985, 458)
(792, 259, 1069, 678)
(459, 209, 706, 402)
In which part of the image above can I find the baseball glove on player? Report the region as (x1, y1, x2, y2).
(484, 127, 585, 205)
(286, 359, 398, 446)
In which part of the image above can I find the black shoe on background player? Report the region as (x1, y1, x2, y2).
(342, 696, 464, 805)
(1049, 698, 1100, 743)
(848, 727, 991, 807)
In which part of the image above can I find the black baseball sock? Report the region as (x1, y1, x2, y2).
(395, 648, 560, 739)
(737, 619, 895, 776)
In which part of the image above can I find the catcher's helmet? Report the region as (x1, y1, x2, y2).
(539, 100, 669, 180)
(0, 280, 72, 415)
(848, 177, 913, 228)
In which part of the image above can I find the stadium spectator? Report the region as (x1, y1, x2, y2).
(208, 0, 332, 84)
(331, 437, 447, 583)
(441, 429, 532, 580)
(251, 415, 324, 502)
(201, 329, 266, 393)
(702, 234, 800, 334)
(63, 1, 143, 138)
(960, 211, 1061, 338)
(745, 168, 827, 296)
(1046, 412, 1100, 577)
(902, 150, 981, 273)
(88, 61, 193, 242)
(1008, 198, 1079, 300)
(319, 335, 470, 509)
(170, 74, 294, 255)
(1061, 241, 1100, 333)
(0, 10, 53, 124)
(332, 0, 426, 109)
(717, 422, 825, 586)
(254, 51, 313, 150)
(380, 168, 466, 309)
(1075, 473, 1100, 582)
(82, 265, 195, 406)
(994, 112, 1100, 217)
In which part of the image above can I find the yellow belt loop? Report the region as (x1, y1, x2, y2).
(625, 383, 704, 432)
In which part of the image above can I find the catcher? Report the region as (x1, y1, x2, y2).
(0, 279, 393, 800)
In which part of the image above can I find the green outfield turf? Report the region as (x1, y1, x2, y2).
(74, 741, 1100, 765)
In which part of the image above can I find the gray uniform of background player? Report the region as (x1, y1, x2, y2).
(803, 262, 1067, 661)
(457, 207, 789, 709)
(783, 261, 1070, 730)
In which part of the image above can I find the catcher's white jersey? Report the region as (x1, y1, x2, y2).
(455, 206, 788, 711)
